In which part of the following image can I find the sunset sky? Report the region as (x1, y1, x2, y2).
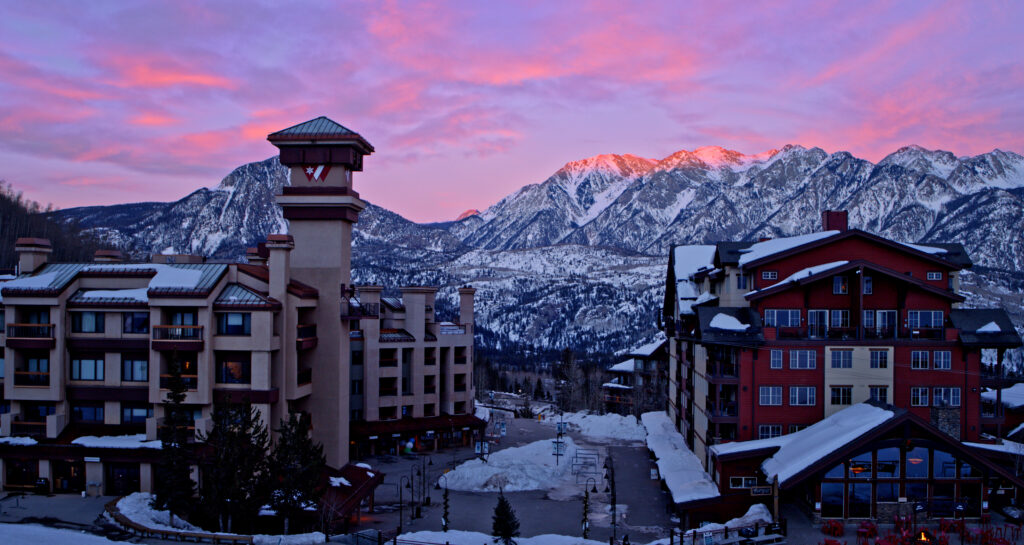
(1, 1, 1022, 222)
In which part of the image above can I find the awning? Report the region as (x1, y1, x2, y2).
(350, 414, 485, 441)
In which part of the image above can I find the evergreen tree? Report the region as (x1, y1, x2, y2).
(198, 403, 270, 533)
(491, 493, 520, 545)
(152, 354, 195, 527)
(533, 377, 544, 400)
(269, 411, 326, 534)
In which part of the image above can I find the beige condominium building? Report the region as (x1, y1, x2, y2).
(0, 117, 480, 498)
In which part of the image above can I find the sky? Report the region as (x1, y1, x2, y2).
(1, 1, 1023, 223)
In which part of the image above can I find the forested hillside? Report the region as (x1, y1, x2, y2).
(0, 182, 103, 268)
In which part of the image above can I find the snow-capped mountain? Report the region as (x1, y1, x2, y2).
(51, 144, 1024, 365)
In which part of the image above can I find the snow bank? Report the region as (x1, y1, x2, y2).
(116, 492, 324, 544)
(978, 321, 1002, 333)
(709, 314, 749, 331)
(0, 524, 129, 545)
(401, 530, 608, 545)
(762, 404, 894, 484)
(443, 437, 578, 492)
(72, 434, 161, 449)
(640, 412, 719, 504)
(543, 411, 647, 443)
(738, 231, 838, 266)
(0, 436, 38, 445)
(681, 504, 773, 537)
(902, 242, 948, 255)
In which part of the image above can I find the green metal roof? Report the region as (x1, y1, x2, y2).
(214, 283, 275, 307)
(268, 116, 356, 138)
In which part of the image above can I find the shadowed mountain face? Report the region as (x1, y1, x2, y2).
(52, 145, 1024, 364)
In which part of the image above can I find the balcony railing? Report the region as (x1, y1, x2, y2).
(11, 419, 46, 437)
(159, 374, 198, 390)
(296, 324, 317, 339)
(454, 383, 467, 392)
(440, 323, 467, 335)
(297, 368, 312, 385)
(153, 325, 203, 341)
(379, 388, 398, 397)
(341, 302, 380, 319)
(14, 371, 49, 387)
(769, 325, 949, 341)
(605, 394, 633, 405)
(380, 358, 398, 367)
(6, 323, 54, 338)
(706, 403, 738, 418)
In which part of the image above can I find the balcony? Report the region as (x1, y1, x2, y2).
(152, 325, 204, 351)
(379, 388, 398, 397)
(159, 374, 199, 391)
(5, 323, 56, 349)
(340, 302, 380, 320)
(767, 325, 952, 342)
(604, 394, 633, 405)
(297, 367, 312, 386)
(380, 357, 398, 367)
(14, 371, 49, 387)
(11, 419, 46, 437)
(706, 402, 738, 419)
(440, 323, 468, 335)
(296, 324, 318, 350)
(706, 361, 739, 381)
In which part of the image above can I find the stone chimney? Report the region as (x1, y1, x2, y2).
(822, 210, 849, 232)
(265, 235, 294, 301)
(15, 237, 51, 273)
(458, 286, 476, 328)
(245, 243, 269, 266)
(930, 406, 961, 440)
(93, 249, 124, 263)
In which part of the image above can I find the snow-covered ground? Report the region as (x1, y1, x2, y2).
(541, 410, 646, 443)
(114, 492, 325, 544)
(442, 437, 578, 492)
(640, 412, 719, 504)
(0, 524, 129, 545)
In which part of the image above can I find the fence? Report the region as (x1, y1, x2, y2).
(104, 497, 254, 544)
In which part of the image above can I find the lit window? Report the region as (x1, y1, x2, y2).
(833, 276, 848, 294)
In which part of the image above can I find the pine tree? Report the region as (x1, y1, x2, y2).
(269, 411, 326, 535)
(491, 493, 520, 545)
(152, 354, 195, 527)
(441, 485, 450, 532)
(581, 487, 591, 539)
(198, 403, 270, 532)
(533, 377, 544, 400)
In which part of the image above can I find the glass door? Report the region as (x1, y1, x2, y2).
(808, 310, 827, 338)
(877, 310, 897, 338)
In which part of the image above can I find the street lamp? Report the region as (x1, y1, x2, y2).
(605, 455, 617, 542)
(434, 474, 450, 532)
(582, 477, 597, 539)
(398, 475, 412, 534)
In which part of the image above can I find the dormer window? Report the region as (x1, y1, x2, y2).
(832, 276, 848, 294)
(762, 271, 777, 280)
(927, 271, 942, 281)
(863, 277, 873, 295)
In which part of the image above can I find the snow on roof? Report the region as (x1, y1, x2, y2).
(603, 382, 632, 390)
(738, 231, 839, 266)
(630, 333, 666, 357)
(673, 245, 717, 280)
(978, 321, 1002, 333)
(1008, 422, 1024, 439)
(75, 288, 150, 302)
(680, 291, 717, 316)
(641, 411, 720, 504)
(709, 434, 789, 457)
(964, 439, 1024, 456)
(761, 404, 895, 484)
(0, 272, 60, 301)
(0, 436, 38, 446)
(83, 264, 204, 289)
(71, 434, 162, 449)
(609, 359, 636, 372)
(329, 476, 351, 487)
(981, 383, 1024, 409)
(683, 504, 773, 538)
(902, 242, 949, 255)
(751, 261, 849, 294)
(709, 313, 750, 331)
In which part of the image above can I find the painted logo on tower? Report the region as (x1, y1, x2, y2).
(303, 165, 332, 182)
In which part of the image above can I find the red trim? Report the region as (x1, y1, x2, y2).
(741, 230, 968, 270)
(745, 259, 964, 302)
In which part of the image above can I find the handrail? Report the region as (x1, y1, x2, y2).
(152, 325, 203, 340)
(6, 323, 55, 338)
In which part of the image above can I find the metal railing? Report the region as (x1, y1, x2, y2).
(159, 374, 198, 390)
(296, 323, 317, 339)
(14, 371, 49, 386)
(6, 323, 55, 338)
(152, 325, 203, 341)
(342, 302, 380, 319)
(440, 323, 467, 335)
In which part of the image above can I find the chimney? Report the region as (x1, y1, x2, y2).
(246, 243, 269, 266)
(15, 237, 51, 273)
(265, 234, 294, 301)
(93, 249, 124, 263)
(458, 286, 476, 327)
(822, 210, 849, 232)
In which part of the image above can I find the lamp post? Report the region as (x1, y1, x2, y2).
(398, 475, 412, 534)
(408, 467, 420, 519)
(434, 474, 450, 532)
(583, 477, 597, 539)
(604, 455, 617, 543)
(417, 456, 433, 506)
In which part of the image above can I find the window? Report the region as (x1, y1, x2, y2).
(71, 356, 104, 381)
(764, 309, 800, 327)
(833, 276, 848, 294)
(122, 355, 148, 382)
(71, 403, 104, 423)
(762, 271, 778, 280)
(380, 406, 397, 420)
(870, 386, 888, 404)
(869, 350, 888, 369)
(736, 274, 748, 290)
(170, 311, 197, 326)
(216, 313, 251, 335)
(769, 350, 782, 369)
(830, 350, 852, 369)
(71, 311, 105, 333)
(122, 312, 150, 334)
(911, 387, 929, 406)
(215, 352, 251, 384)
(380, 348, 398, 367)
(927, 272, 943, 281)
(934, 351, 952, 370)
(759, 386, 782, 406)
(402, 405, 413, 417)
(790, 386, 816, 406)
(789, 424, 808, 433)
(350, 409, 364, 422)
(351, 379, 363, 395)
(122, 406, 153, 424)
(862, 310, 875, 329)
(830, 386, 852, 406)
(454, 401, 467, 414)
(423, 403, 436, 417)
(908, 310, 943, 328)
(729, 476, 759, 489)
(863, 276, 873, 295)
(759, 425, 782, 439)
(789, 350, 816, 369)
(0, 357, 4, 379)
(911, 351, 929, 369)
(934, 387, 961, 407)
(830, 310, 850, 329)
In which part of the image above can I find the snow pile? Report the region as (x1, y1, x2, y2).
(116, 493, 325, 544)
(72, 434, 161, 449)
(681, 504, 773, 537)
(640, 412, 719, 504)
(401, 530, 608, 545)
(545, 412, 646, 443)
(762, 404, 894, 484)
(0, 524, 130, 544)
(978, 321, 1002, 333)
(0, 436, 38, 445)
(981, 383, 1024, 409)
(329, 476, 351, 487)
(738, 231, 838, 266)
(77, 288, 150, 302)
(475, 404, 491, 422)
(709, 314, 750, 331)
(443, 436, 578, 492)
